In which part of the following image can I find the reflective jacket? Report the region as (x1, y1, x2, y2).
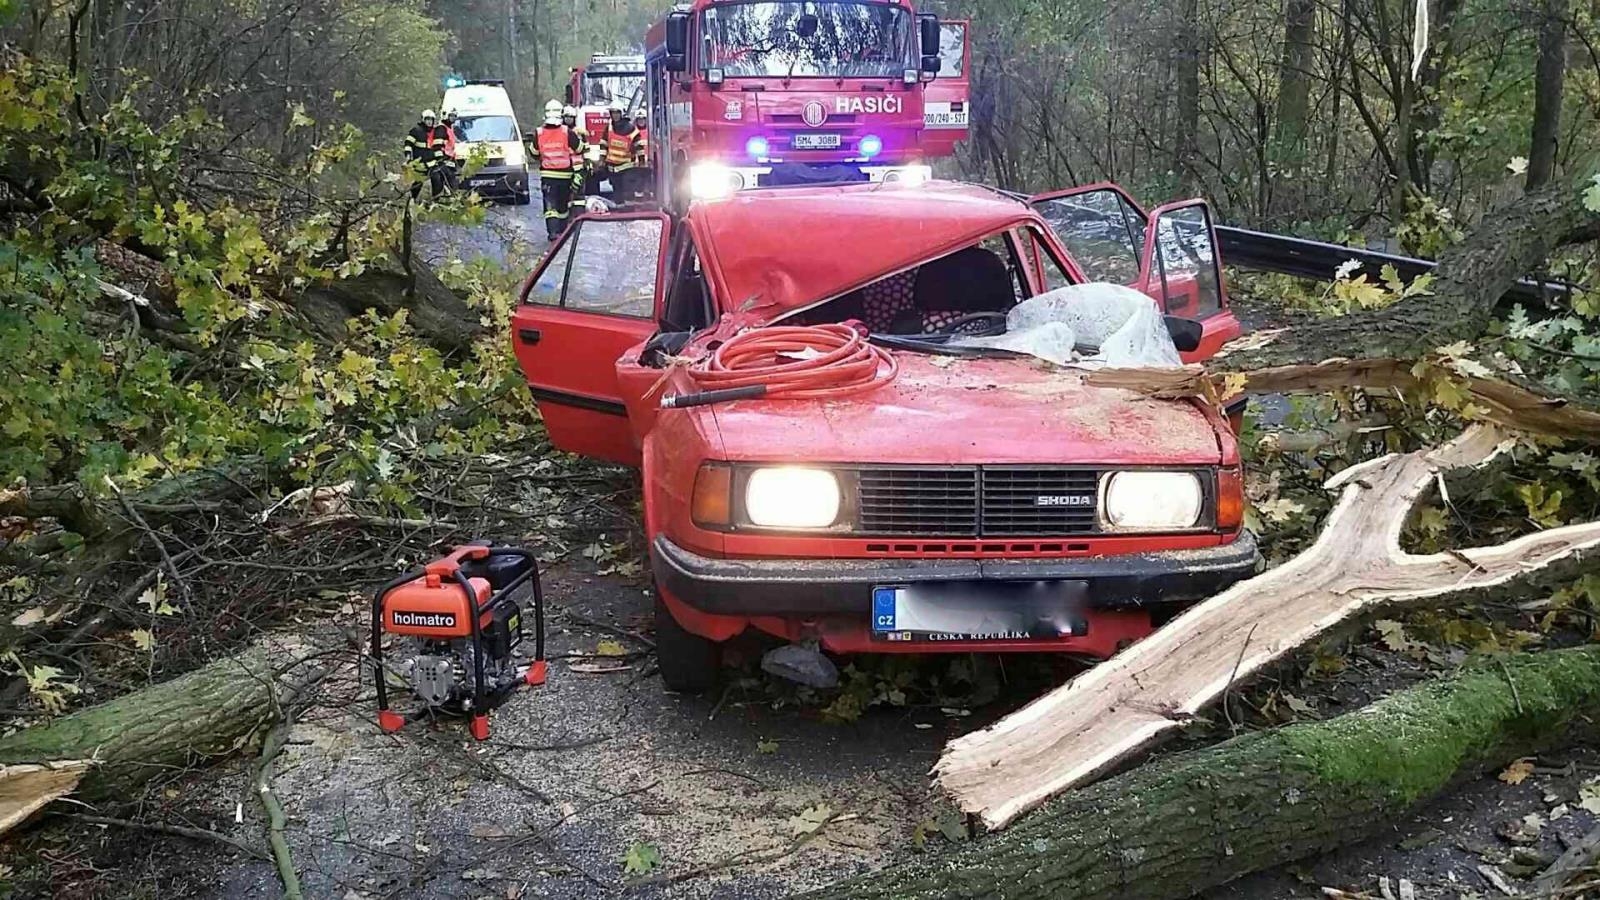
(537, 125, 576, 177)
(603, 123, 640, 171)
(405, 123, 447, 166)
(635, 126, 649, 164)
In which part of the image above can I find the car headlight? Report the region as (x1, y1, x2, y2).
(1100, 471, 1203, 530)
(503, 143, 525, 166)
(744, 467, 841, 529)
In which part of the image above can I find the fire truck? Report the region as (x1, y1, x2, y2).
(643, 0, 947, 207)
(565, 55, 647, 163)
(922, 19, 970, 158)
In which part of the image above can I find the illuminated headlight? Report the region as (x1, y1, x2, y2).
(897, 165, 932, 186)
(503, 143, 525, 166)
(1100, 471, 1203, 530)
(689, 163, 743, 200)
(745, 467, 841, 529)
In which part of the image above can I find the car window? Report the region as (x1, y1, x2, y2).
(1148, 205, 1221, 318)
(979, 234, 1028, 303)
(1024, 229, 1075, 293)
(1033, 188, 1145, 285)
(562, 218, 664, 317)
(525, 238, 575, 306)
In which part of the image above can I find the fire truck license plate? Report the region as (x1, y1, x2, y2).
(924, 103, 969, 128)
(792, 133, 841, 150)
(871, 581, 1088, 642)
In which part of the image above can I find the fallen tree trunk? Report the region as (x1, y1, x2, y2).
(0, 648, 285, 803)
(808, 644, 1600, 900)
(936, 426, 1600, 829)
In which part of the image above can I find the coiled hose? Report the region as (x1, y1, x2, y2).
(661, 324, 897, 408)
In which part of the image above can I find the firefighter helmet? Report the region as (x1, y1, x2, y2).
(545, 99, 562, 114)
(562, 105, 578, 118)
(633, 108, 647, 120)
(421, 109, 437, 122)
(544, 111, 563, 126)
(609, 100, 628, 114)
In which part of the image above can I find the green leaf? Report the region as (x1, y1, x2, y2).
(1583, 175, 1600, 214)
(621, 842, 660, 876)
(756, 739, 778, 755)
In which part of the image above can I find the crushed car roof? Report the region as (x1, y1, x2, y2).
(689, 180, 1045, 323)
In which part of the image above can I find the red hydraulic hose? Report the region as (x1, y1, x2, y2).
(682, 323, 897, 403)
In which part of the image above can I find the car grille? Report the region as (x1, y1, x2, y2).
(855, 466, 1101, 537)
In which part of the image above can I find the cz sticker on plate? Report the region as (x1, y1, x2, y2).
(872, 581, 1089, 642)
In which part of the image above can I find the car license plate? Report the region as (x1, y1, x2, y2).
(468, 176, 496, 187)
(793, 133, 841, 150)
(871, 581, 1088, 642)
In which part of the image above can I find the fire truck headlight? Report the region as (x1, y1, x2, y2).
(745, 136, 770, 159)
(898, 165, 931, 186)
(689, 163, 742, 200)
(859, 135, 883, 158)
(903, 68, 919, 84)
(707, 67, 725, 85)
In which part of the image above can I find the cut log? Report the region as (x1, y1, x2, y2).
(807, 644, 1600, 900)
(0, 648, 286, 802)
(936, 426, 1600, 830)
(0, 761, 91, 836)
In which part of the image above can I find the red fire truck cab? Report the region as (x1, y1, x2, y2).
(509, 180, 1258, 692)
(565, 55, 647, 164)
(643, 0, 946, 208)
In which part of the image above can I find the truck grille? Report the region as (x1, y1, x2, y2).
(855, 466, 1101, 537)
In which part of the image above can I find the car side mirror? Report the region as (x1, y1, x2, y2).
(918, 14, 941, 73)
(1164, 316, 1203, 353)
(665, 11, 690, 72)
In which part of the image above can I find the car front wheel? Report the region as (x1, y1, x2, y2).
(653, 592, 721, 694)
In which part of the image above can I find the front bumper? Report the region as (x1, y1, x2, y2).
(652, 532, 1261, 617)
(461, 165, 529, 198)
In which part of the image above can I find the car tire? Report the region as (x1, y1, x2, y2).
(653, 591, 721, 694)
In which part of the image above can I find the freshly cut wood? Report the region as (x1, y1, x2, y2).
(936, 426, 1600, 830)
(809, 645, 1600, 900)
(0, 648, 285, 800)
(0, 761, 90, 835)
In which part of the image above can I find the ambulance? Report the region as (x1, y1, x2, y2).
(441, 79, 532, 204)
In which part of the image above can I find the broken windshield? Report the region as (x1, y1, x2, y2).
(701, 1, 913, 79)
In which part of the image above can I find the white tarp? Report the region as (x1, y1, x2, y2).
(949, 283, 1182, 368)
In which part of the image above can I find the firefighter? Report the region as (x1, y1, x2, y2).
(562, 104, 592, 213)
(405, 109, 448, 199)
(600, 101, 643, 205)
(631, 108, 652, 202)
(440, 109, 461, 193)
(535, 106, 581, 240)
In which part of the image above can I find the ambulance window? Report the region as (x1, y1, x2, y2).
(562, 218, 664, 318)
(525, 239, 575, 306)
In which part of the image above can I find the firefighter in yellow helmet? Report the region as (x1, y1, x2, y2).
(562, 104, 591, 215)
(600, 100, 644, 205)
(534, 105, 582, 240)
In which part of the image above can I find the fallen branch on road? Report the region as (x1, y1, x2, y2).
(936, 425, 1600, 830)
(809, 645, 1600, 900)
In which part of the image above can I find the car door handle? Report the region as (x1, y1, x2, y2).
(517, 328, 541, 346)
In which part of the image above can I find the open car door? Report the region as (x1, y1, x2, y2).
(922, 20, 970, 158)
(1028, 185, 1241, 362)
(511, 212, 669, 466)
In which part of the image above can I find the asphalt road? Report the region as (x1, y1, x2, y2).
(414, 196, 554, 273)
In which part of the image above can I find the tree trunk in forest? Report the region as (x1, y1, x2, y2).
(1172, 0, 1201, 193)
(294, 254, 487, 357)
(1272, 0, 1316, 161)
(0, 648, 289, 801)
(807, 645, 1600, 900)
(1526, 0, 1568, 189)
(935, 426, 1600, 829)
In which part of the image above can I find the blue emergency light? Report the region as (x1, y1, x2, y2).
(745, 136, 770, 159)
(860, 134, 883, 158)
(443, 75, 466, 88)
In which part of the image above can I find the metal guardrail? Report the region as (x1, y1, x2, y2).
(1215, 225, 1576, 308)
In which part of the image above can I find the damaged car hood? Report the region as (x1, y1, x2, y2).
(705, 353, 1224, 465)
